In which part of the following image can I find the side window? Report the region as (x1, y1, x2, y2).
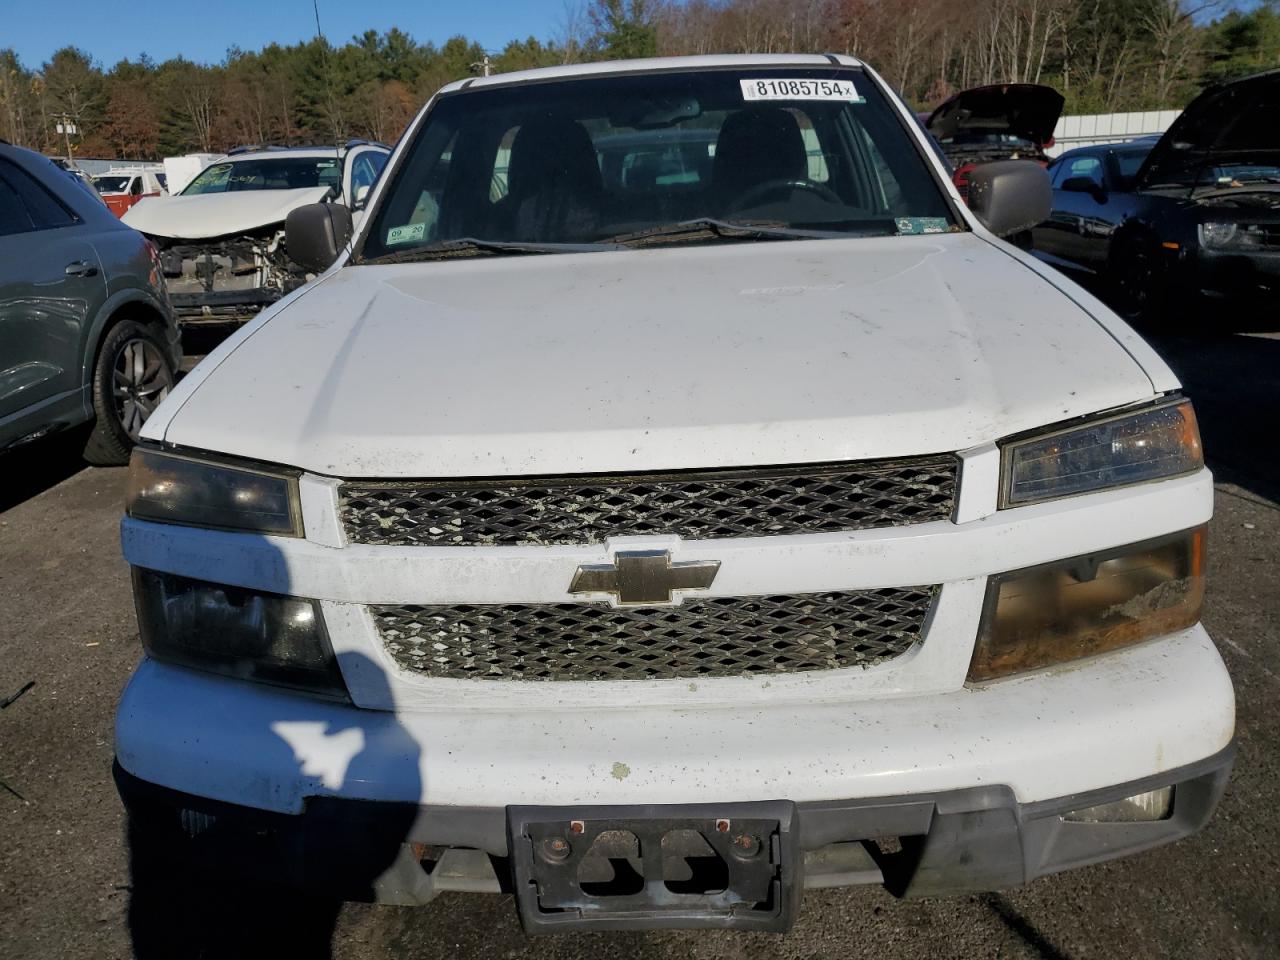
(350, 151, 388, 197)
(0, 159, 77, 232)
(849, 120, 906, 211)
(0, 175, 34, 236)
(788, 109, 829, 182)
(130, 176, 143, 196)
(1065, 155, 1104, 187)
(490, 126, 519, 203)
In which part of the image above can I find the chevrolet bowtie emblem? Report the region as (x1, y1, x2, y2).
(569, 550, 720, 606)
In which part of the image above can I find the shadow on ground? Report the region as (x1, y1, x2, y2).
(1145, 331, 1280, 505)
(123, 649, 421, 960)
(0, 427, 91, 514)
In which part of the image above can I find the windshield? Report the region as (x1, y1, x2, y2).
(181, 156, 341, 195)
(362, 67, 957, 261)
(93, 175, 131, 194)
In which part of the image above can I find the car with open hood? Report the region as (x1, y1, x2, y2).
(1032, 69, 1280, 322)
(924, 83, 1064, 202)
(113, 55, 1232, 934)
(122, 141, 389, 331)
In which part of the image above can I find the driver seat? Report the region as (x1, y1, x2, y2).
(712, 107, 809, 211)
(492, 116, 603, 242)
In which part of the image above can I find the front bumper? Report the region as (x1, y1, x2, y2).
(114, 623, 1235, 918)
(114, 625, 1234, 814)
(115, 741, 1235, 919)
(1192, 247, 1280, 300)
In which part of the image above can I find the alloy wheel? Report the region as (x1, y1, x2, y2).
(112, 338, 173, 440)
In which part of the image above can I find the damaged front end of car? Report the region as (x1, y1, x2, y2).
(154, 227, 312, 325)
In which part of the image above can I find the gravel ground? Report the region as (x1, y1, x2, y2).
(0, 332, 1276, 959)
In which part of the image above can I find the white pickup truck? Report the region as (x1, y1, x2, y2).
(115, 54, 1234, 933)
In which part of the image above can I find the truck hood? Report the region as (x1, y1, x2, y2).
(926, 84, 1064, 148)
(158, 234, 1159, 478)
(121, 187, 330, 239)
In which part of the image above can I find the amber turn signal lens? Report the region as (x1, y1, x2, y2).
(968, 527, 1205, 682)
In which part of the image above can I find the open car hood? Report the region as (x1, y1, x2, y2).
(926, 84, 1064, 148)
(1137, 69, 1280, 190)
(121, 187, 331, 239)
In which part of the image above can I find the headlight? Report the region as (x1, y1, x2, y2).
(1001, 398, 1202, 508)
(968, 527, 1205, 682)
(1198, 222, 1239, 248)
(133, 568, 348, 701)
(127, 447, 303, 536)
(1199, 222, 1271, 249)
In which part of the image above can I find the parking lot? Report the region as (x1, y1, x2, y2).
(1, 326, 1277, 960)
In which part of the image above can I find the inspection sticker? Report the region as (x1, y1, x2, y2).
(740, 78, 862, 102)
(386, 223, 425, 245)
(895, 217, 950, 235)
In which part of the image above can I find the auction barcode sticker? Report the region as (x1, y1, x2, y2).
(740, 78, 862, 102)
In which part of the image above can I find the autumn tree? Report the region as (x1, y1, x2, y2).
(0, 5, 1262, 158)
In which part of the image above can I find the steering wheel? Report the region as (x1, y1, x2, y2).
(729, 177, 843, 212)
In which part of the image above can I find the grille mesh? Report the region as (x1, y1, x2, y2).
(340, 458, 957, 546)
(372, 587, 936, 682)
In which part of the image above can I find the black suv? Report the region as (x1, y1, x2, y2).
(0, 142, 180, 464)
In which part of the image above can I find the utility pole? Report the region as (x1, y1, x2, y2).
(53, 113, 77, 165)
(471, 53, 493, 77)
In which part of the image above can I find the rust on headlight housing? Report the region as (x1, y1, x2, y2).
(968, 527, 1206, 682)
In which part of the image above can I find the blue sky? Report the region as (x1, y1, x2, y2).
(7, 0, 1266, 68)
(6, 0, 573, 68)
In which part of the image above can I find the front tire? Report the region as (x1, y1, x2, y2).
(1109, 234, 1167, 326)
(83, 320, 176, 466)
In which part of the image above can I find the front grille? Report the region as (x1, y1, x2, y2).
(372, 587, 936, 682)
(340, 458, 957, 546)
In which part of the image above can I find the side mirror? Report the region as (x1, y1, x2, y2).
(1061, 177, 1107, 201)
(354, 183, 371, 208)
(967, 160, 1053, 237)
(285, 202, 354, 274)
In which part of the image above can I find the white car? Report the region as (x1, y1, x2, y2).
(122, 141, 389, 327)
(115, 55, 1234, 933)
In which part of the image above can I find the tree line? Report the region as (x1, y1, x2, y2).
(1, 0, 1277, 161)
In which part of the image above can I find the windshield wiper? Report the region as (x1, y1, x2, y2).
(602, 218, 849, 247)
(361, 237, 618, 265)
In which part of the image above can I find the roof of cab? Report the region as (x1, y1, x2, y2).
(437, 53, 864, 94)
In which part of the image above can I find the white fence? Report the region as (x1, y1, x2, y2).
(1046, 110, 1182, 156)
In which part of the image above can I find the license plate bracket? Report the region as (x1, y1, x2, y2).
(508, 801, 799, 932)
